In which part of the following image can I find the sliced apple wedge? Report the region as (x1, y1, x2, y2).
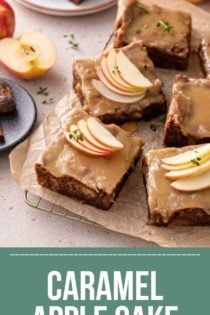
(171, 170, 210, 192)
(87, 117, 124, 151)
(101, 55, 134, 92)
(92, 79, 146, 104)
(165, 160, 210, 181)
(161, 162, 194, 171)
(116, 51, 153, 89)
(162, 144, 210, 166)
(69, 124, 112, 155)
(97, 67, 145, 96)
(77, 119, 114, 152)
(0, 30, 56, 79)
(105, 51, 142, 92)
(64, 131, 111, 157)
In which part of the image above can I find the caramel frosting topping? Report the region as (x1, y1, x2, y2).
(39, 109, 143, 195)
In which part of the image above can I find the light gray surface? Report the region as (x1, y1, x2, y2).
(0, 0, 209, 247)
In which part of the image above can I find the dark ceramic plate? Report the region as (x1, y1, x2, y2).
(0, 78, 37, 152)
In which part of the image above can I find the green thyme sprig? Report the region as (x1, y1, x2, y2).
(129, 105, 137, 113)
(37, 87, 54, 105)
(191, 157, 201, 166)
(69, 129, 84, 142)
(150, 123, 160, 132)
(37, 86, 48, 96)
(64, 33, 79, 49)
(156, 20, 173, 32)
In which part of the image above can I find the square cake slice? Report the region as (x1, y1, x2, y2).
(114, 0, 192, 70)
(143, 144, 210, 226)
(199, 37, 210, 77)
(35, 108, 144, 210)
(73, 41, 166, 124)
(164, 75, 210, 147)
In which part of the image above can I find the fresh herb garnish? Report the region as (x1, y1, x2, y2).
(156, 20, 173, 32)
(112, 66, 120, 75)
(129, 105, 137, 113)
(150, 123, 160, 132)
(64, 33, 79, 49)
(70, 129, 84, 142)
(37, 87, 54, 105)
(191, 157, 201, 166)
(136, 2, 149, 13)
(42, 97, 54, 105)
(37, 86, 48, 96)
(160, 116, 166, 124)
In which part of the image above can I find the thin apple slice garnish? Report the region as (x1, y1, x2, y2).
(105, 51, 141, 91)
(97, 67, 145, 96)
(162, 144, 210, 166)
(69, 124, 112, 155)
(92, 79, 146, 104)
(171, 169, 210, 192)
(165, 159, 210, 181)
(77, 119, 114, 152)
(101, 55, 134, 92)
(86, 117, 124, 151)
(64, 131, 112, 157)
(116, 50, 153, 89)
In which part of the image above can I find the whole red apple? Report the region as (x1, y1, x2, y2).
(0, 0, 15, 39)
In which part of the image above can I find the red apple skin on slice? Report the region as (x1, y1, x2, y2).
(69, 124, 112, 155)
(171, 169, 210, 192)
(97, 67, 145, 97)
(86, 117, 124, 151)
(77, 119, 115, 152)
(92, 79, 146, 104)
(64, 131, 112, 157)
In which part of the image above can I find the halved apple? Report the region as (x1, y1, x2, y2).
(171, 170, 210, 192)
(64, 131, 111, 157)
(0, 30, 56, 79)
(69, 124, 112, 155)
(87, 117, 124, 151)
(162, 144, 210, 166)
(92, 79, 146, 104)
(77, 119, 114, 152)
(116, 51, 153, 89)
(97, 67, 145, 96)
(165, 160, 210, 181)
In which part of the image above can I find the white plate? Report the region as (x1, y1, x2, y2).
(14, 0, 117, 16)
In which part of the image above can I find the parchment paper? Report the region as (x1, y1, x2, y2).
(9, 0, 210, 247)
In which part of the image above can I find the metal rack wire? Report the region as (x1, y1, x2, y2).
(24, 190, 101, 227)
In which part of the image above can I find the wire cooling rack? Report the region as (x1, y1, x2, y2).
(24, 190, 101, 227)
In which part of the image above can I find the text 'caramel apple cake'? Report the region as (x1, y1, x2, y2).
(73, 41, 166, 124)
(114, 0, 192, 70)
(35, 108, 144, 210)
